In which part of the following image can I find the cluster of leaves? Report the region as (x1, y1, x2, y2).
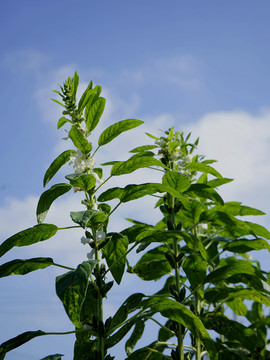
(1, 72, 270, 360)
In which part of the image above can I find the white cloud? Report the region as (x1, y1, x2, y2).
(186, 109, 270, 214)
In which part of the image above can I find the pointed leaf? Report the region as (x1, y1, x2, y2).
(149, 298, 217, 360)
(67, 174, 96, 191)
(162, 171, 190, 192)
(57, 116, 72, 129)
(179, 231, 212, 264)
(204, 260, 265, 284)
(120, 183, 182, 203)
(0, 258, 54, 277)
(111, 157, 167, 176)
(223, 238, 270, 253)
(40, 354, 64, 360)
(202, 313, 257, 352)
(205, 287, 270, 307)
(69, 126, 92, 154)
(111, 293, 144, 330)
(182, 254, 207, 298)
(102, 233, 128, 284)
(51, 98, 65, 107)
(98, 187, 124, 202)
(98, 119, 143, 146)
(125, 320, 145, 356)
(43, 150, 76, 187)
(207, 178, 233, 188)
(186, 162, 222, 179)
(56, 261, 94, 328)
(130, 145, 157, 153)
(130, 246, 172, 280)
(78, 89, 96, 113)
(0, 330, 45, 357)
(0, 224, 58, 257)
(86, 97, 106, 131)
(212, 202, 265, 216)
(37, 183, 72, 224)
(186, 184, 224, 205)
(106, 322, 135, 349)
(245, 221, 270, 240)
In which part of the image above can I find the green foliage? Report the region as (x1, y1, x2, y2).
(2, 73, 270, 360)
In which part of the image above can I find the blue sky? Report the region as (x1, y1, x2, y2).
(1, 1, 270, 359)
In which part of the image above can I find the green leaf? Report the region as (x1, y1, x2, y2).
(149, 298, 217, 360)
(56, 261, 95, 328)
(182, 254, 207, 298)
(70, 210, 94, 228)
(162, 171, 190, 192)
(145, 132, 159, 140)
(69, 126, 92, 154)
(186, 162, 222, 179)
(205, 287, 270, 307)
(136, 229, 181, 244)
(186, 184, 224, 205)
(111, 157, 167, 176)
(86, 97, 106, 131)
(204, 260, 265, 284)
(212, 202, 265, 216)
(106, 322, 135, 349)
(78, 89, 96, 113)
(57, 116, 72, 129)
(0, 258, 54, 277)
(245, 221, 270, 240)
(178, 231, 212, 264)
(37, 183, 72, 224)
(98, 119, 144, 146)
(125, 320, 145, 356)
(130, 246, 172, 280)
(223, 238, 270, 253)
(79, 283, 98, 325)
(207, 178, 233, 188)
(97, 187, 124, 202)
(0, 330, 45, 357)
(111, 293, 144, 330)
(40, 354, 64, 360)
(72, 71, 79, 97)
(130, 145, 158, 153)
(51, 98, 65, 107)
(66, 174, 96, 191)
(120, 183, 182, 203)
(126, 345, 170, 360)
(43, 150, 76, 187)
(0, 224, 58, 258)
(202, 313, 257, 352)
(102, 233, 128, 284)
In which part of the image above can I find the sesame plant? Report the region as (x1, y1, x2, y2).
(1, 72, 270, 360)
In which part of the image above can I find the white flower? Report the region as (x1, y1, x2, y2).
(87, 249, 95, 259)
(96, 230, 106, 242)
(155, 138, 167, 148)
(69, 150, 96, 175)
(81, 236, 90, 245)
(85, 157, 95, 169)
(196, 223, 208, 236)
(92, 172, 103, 186)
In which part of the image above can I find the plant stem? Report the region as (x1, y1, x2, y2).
(94, 230, 105, 360)
(171, 196, 184, 360)
(195, 295, 201, 360)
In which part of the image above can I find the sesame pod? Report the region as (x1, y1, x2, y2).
(166, 217, 175, 230)
(179, 287, 186, 302)
(165, 251, 176, 268)
(176, 221, 182, 231)
(97, 236, 111, 250)
(105, 316, 112, 333)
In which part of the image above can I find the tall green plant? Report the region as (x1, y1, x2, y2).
(1, 73, 270, 360)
